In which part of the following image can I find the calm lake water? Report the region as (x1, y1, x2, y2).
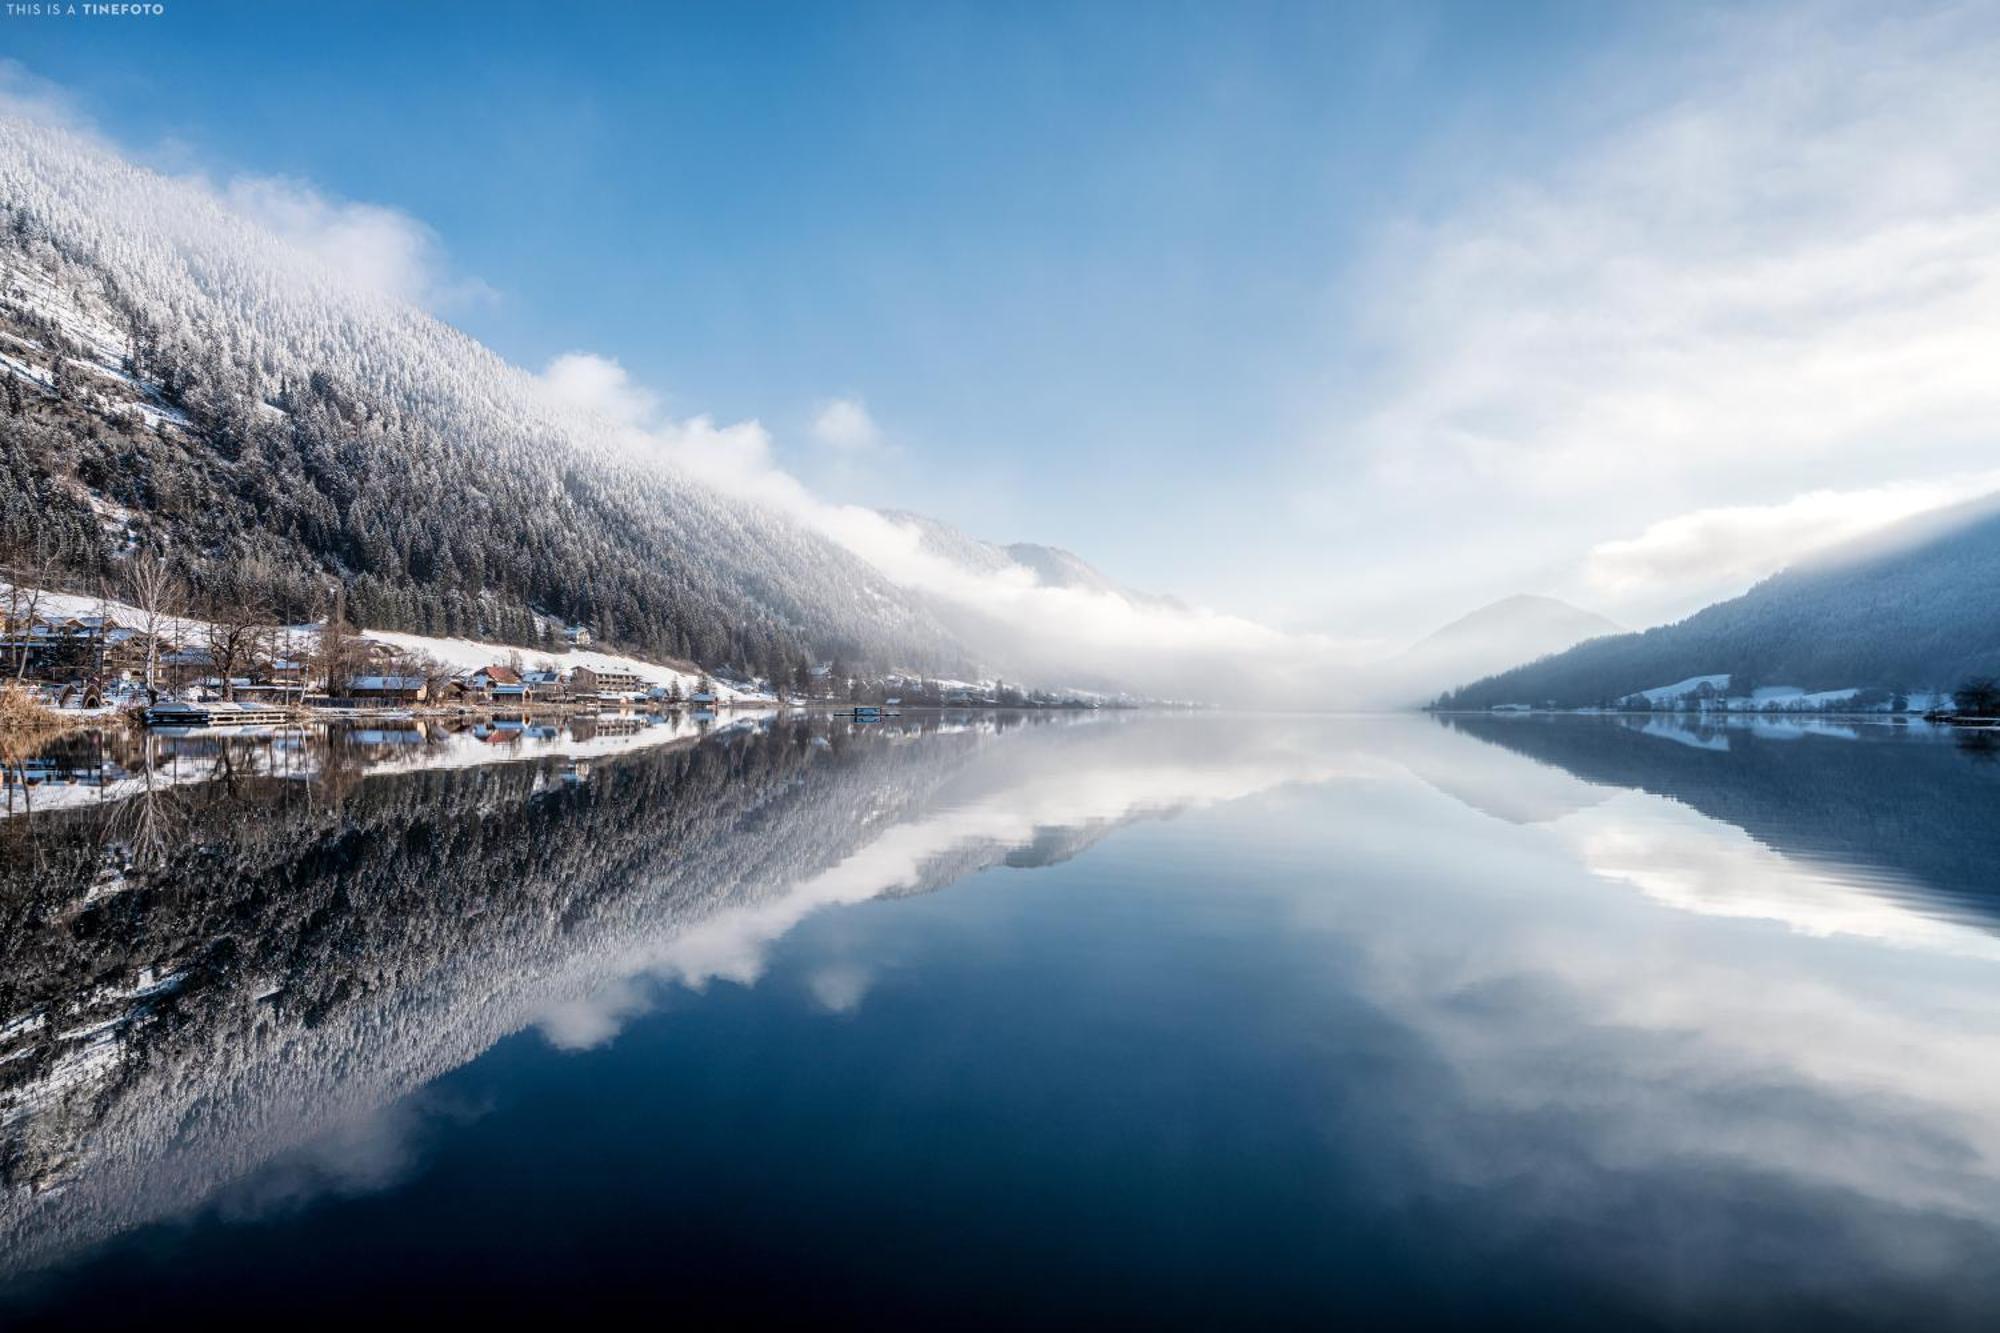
(4, 709, 2000, 1328)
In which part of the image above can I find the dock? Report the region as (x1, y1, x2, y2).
(144, 700, 295, 728)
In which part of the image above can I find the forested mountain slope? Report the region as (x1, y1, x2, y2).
(1437, 496, 2000, 708)
(0, 116, 962, 680)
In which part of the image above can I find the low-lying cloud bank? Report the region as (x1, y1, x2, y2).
(537, 351, 1360, 700)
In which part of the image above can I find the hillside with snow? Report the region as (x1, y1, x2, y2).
(1436, 494, 2000, 710)
(0, 115, 974, 685)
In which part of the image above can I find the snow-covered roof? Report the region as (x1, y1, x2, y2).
(350, 675, 428, 690)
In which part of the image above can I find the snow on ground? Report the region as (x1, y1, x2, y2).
(2, 583, 773, 702)
(1743, 686, 1861, 709)
(1, 253, 194, 431)
(1635, 674, 1731, 705)
(353, 628, 768, 701)
(2, 254, 130, 367)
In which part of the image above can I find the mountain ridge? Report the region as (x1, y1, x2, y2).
(1436, 495, 2000, 709)
(1350, 594, 1622, 708)
(0, 115, 1233, 693)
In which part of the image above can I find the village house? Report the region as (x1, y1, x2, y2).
(522, 667, 565, 699)
(1, 613, 150, 680)
(455, 663, 531, 703)
(347, 675, 431, 705)
(570, 665, 645, 699)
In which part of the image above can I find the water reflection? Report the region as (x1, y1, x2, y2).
(2, 711, 1999, 1326)
(1441, 711, 2000, 930)
(0, 711, 1339, 1281)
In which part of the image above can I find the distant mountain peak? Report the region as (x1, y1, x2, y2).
(1356, 595, 1623, 708)
(1437, 494, 2000, 709)
(880, 511, 1185, 612)
(1411, 595, 1623, 652)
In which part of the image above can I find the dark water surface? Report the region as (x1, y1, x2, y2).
(4, 710, 1999, 1328)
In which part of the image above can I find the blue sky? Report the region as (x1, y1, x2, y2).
(9, 1, 2000, 647)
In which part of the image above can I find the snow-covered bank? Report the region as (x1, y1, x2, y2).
(2, 582, 773, 703)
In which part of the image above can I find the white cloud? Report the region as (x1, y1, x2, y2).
(536, 350, 1366, 698)
(537, 351, 778, 480)
(541, 350, 663, 426)
(1324, 3, 2000, 626)
(223, 175, 495, 311)
(0, 59, 88, 131)
(1585, 472, 2000, 600)
(810, 395, 881, 450)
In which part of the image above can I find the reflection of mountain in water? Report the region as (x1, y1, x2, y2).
(0, 718, 992, 1273)
(0, 712, 1331, 1278)
(1441, 714, 2000, 928)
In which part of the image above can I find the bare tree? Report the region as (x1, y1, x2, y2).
(314, 580, 366, 699)
(407, 651, 454, 703)
(3, 529, 67, 681)
(374, 645, 451, 703)
(125, 554, 186, 695)
(203, 592, 273, 702)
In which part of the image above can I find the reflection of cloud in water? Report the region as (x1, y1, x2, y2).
(805, 963, 875, 1016)
(1392, 721, 1613, 826)
(213, 1088, 489, 1223)
(538, 727, 1357, 1048)
(14, 711, 2000, 1319)
(1319, 724, 2000, 1307)
(1566, 793, 2000, 961)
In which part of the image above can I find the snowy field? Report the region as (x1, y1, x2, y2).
(3, 583, 772, 703)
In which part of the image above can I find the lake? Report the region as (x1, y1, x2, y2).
(4, 709, 1999, 1328)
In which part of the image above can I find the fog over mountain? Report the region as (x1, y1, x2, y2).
(1357, 595, 1622, 709)
(6, 55, 1993, 709)
(0, 113, 1343, 701)
(0, 107, 1688, 709)
(1438, 495, 2000, 710)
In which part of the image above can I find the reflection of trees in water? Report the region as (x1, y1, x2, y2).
(0, 716, 1070, 1277)
(1441, 714, 2000, 925)
(1957, 729, 2000, 763)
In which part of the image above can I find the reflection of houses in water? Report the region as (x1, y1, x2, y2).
(569, 714, 648, 741)
(342, 727, 428, 761)
(2, 753, 134, 794)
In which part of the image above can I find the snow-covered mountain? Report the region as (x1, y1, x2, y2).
(0, 115, 1390, 703)
(1437, 494, 2000, 709)
(0, 116, 992, 681)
